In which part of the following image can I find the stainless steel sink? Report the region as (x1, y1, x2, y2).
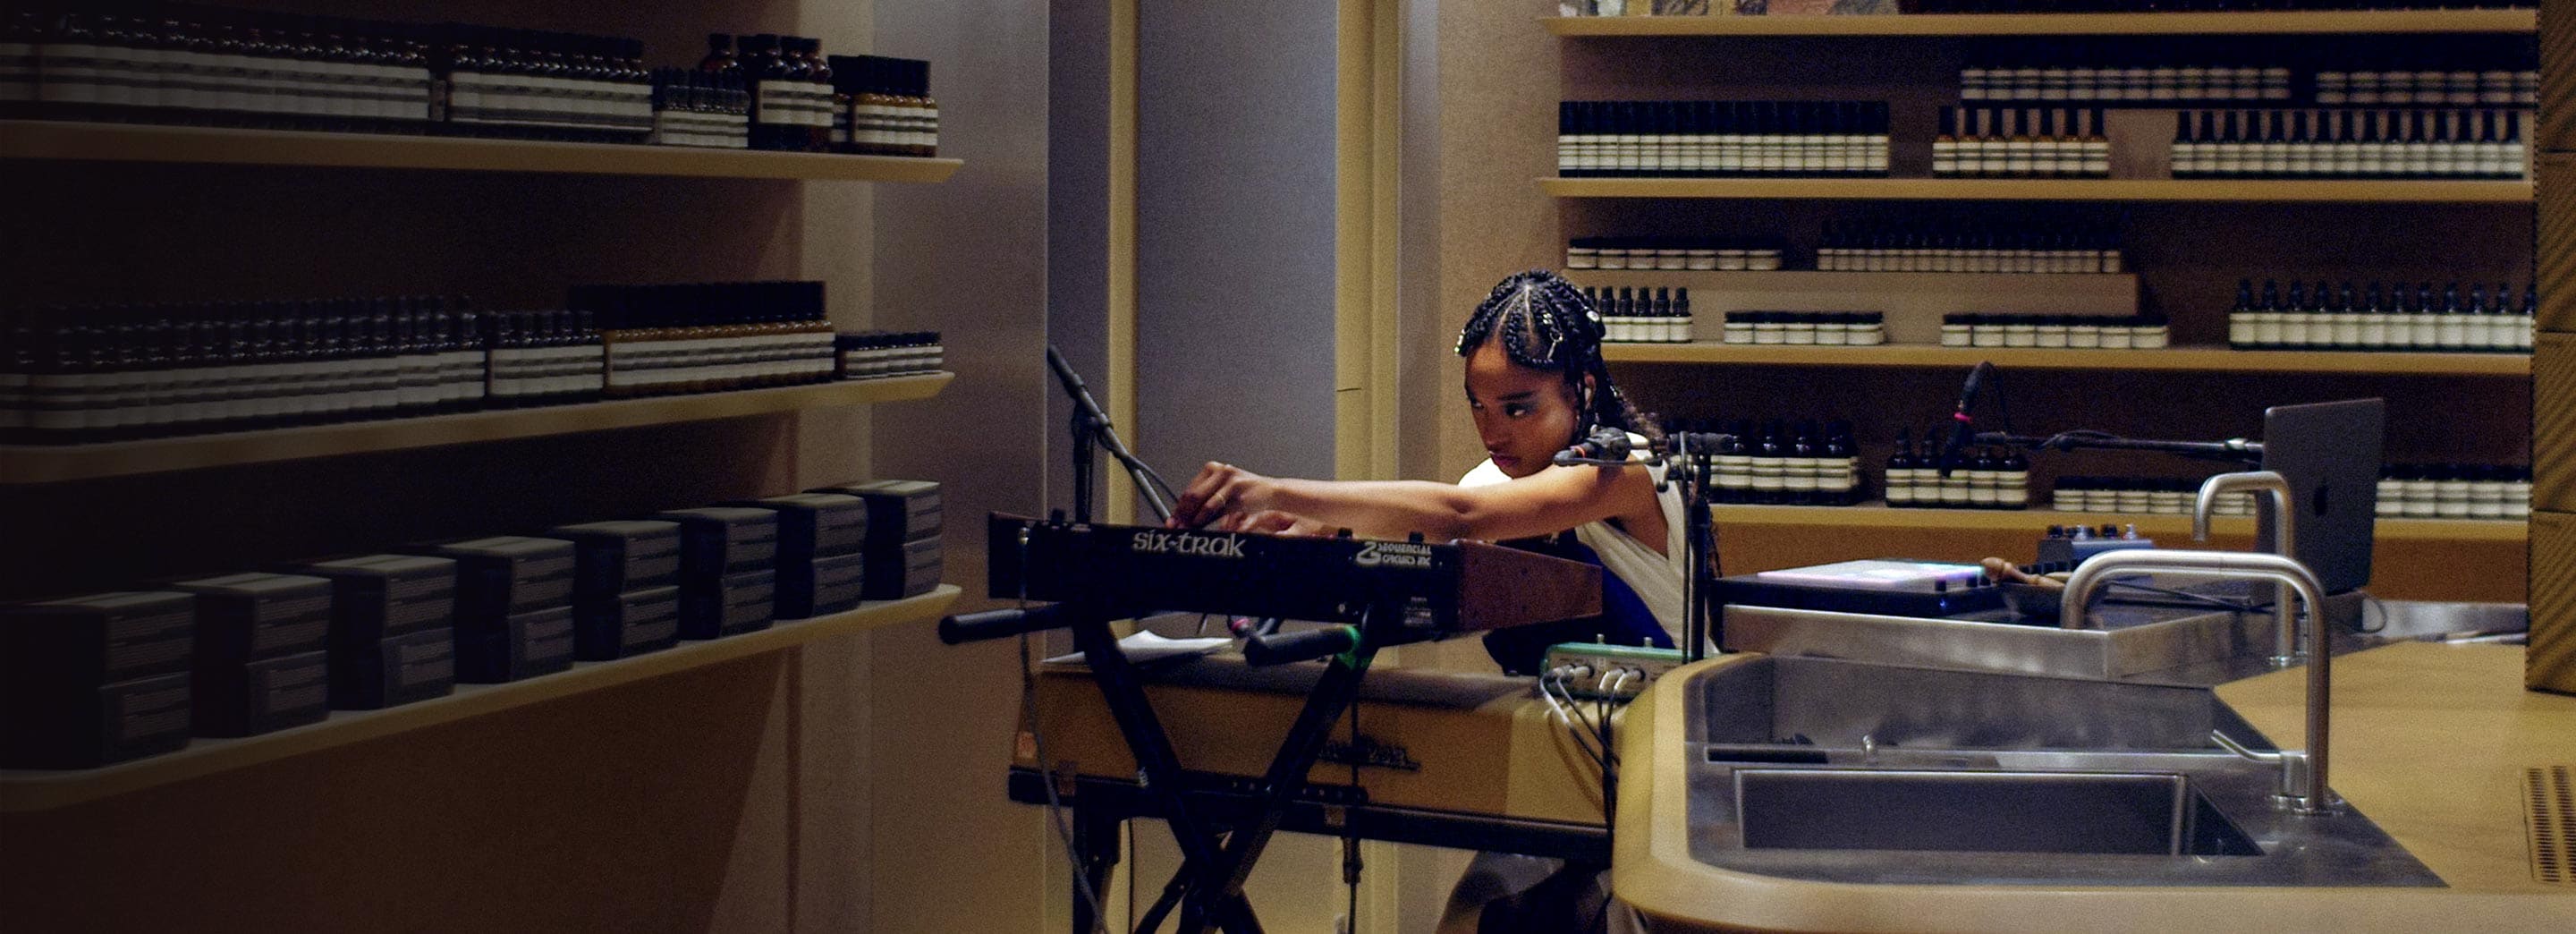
(1735, 768, 2261, 857)
(1690, 654, 2271, 752)
(1680, 657, 2444, 887)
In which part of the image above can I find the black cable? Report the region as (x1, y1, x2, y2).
(1343, 697, 1363, 934)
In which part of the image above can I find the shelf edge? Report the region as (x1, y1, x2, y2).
(0, 585, 962, 812)
(0, 373, 954, 486)
(0, 121, 964, 183)
(1541, 10, 2538, 38)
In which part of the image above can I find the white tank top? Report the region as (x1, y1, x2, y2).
(1458, 439, 1690, 647)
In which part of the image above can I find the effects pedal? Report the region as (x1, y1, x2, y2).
(1541, 642, 1686, 700)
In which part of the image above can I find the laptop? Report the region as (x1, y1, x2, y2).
(2141, 398, 2382, 607)
(2256, 398, 2384, 595)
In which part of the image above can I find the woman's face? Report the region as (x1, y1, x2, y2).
(1464, 340, 1585, 480)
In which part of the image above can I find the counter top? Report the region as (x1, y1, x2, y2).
(1614, 643, 2575, 931)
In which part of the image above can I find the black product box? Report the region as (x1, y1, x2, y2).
(732, 492, 869, 565)
(173, 573, 335, 667)
(456, 605, 576, 684)
(193, 649, 331, 738)
(809, 480, 941, 552)
(0, 591, 196, 691)
(573, 585, 681, 660)
(0, 671, 192, 769)
(427, 537, 577, 622)
(679, 568, 775, 640)
(863, 537, 944, 600)
(331, 627, 456, 710)
(549, 520, 683, 600)
(776, 551, 869, 620)
(656, 507, 780, 579)
(296, 555, 457, 647)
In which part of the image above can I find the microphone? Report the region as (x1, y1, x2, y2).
(1046, 345, 1105, 419)
(1554, 426, 1634, 466)
(1939, 361, 1996, 477)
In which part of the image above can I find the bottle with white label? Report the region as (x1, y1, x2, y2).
(1998, 447, 2029, 509)
(1825, 422, 1860, 505)
(1885, 429, 1919, 507)
(1712, 424, 1753, 504)
(1747, 423, 1787, 505)
(741, 34, 793, 151)
(2227, 279, 2257, 348)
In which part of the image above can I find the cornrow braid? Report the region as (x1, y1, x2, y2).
(1456, 269, 1661, 449)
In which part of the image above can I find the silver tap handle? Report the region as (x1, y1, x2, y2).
(2209, 729, 2281, 764)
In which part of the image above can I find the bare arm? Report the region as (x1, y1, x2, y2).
(1169, 461, 1660, 544)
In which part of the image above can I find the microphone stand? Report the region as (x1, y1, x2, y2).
(1566, 432, 1729, 661)
(1943, 361, 2260, 471)
(1970, 430, 2262, 467)
(1047, 345, 1173, 524)
(1662, 434, 1727, 663)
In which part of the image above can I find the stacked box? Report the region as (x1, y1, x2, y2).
(655, 507, 779, 638)
(733, 493, 870, 619)
(295, 555, 459, 709)
(0, 592, 198, 768)
(550, 520, 684, 659)
(172, 574, 335, 737)
(425, 537, 578, 683)
(810, 480, 945, 599)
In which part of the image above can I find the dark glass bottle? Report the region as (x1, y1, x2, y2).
(700, 33, 738, 78)
(1824, 420, 1858, 505)
(742, 34, 788, 150)
(1886, 429, 1917, 507)
(1756, 420, 1787, 505)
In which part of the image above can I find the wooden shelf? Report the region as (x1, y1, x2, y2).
(1707, 502, 2526, 543)
(1541, 177, 2534, 203)
(1602, 342, 2530, 376)
(1570, 268, 2134, 288)
(0, 372, 953, 485)
(1543, 10, 2537, 37)
(0, 120, 964, 183)
(0, 585, 962, 812)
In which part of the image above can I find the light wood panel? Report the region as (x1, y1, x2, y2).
(2538, 333, 2576, 513)
(1545, 11, 2537, 38)
(0, 121, 964, 183)
(2531, 510, 2576, 692)
(1606, 342, 2530, 375)
(2543, 0, 2576, 150)
(2539, 153, 2576, 332)
(1544, 177, 2536, 203)
(0, 586, 959, 812)
(0, 374, 953, 486)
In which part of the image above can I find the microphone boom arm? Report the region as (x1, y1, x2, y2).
(1048, 345, 1175, 524)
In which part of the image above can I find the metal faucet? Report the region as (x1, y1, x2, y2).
(2193, 471, 2301, 665)
(2063, 548, 2342, 815)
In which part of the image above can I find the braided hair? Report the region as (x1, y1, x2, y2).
(1454, 269, 1660, 449)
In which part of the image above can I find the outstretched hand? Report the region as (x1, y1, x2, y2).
(1224, 509, 1335, 537)
(1170, 461, 1279, 530)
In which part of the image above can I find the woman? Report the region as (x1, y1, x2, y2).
(1169, 268, 1673, 932)
(1168, 268, 1690, 661)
